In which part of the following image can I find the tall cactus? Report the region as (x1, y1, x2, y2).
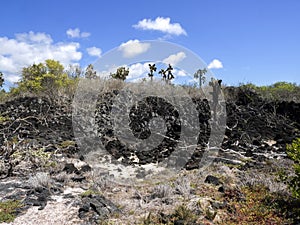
(148, 64, 157, 81)
(166, 64, 174, 84)
(194, 68, 207, 88)
(159, 69, 167, 82)
(209, 78, 222, 121)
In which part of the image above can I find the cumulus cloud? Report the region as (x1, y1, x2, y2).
(66, 28, 90, 38)
(16, 31, 53, 44)
(207, 59, 223, 69)
(5, 74, 20, 83)
(118, 39, 150, 58)
(0, 31, 82, 84)
(86, 47, 102, 57)
(133, 17, 187, 36)
(173, 69, 188, 77)
(162, 52, 186, 66)
(128, 62, 149, 79)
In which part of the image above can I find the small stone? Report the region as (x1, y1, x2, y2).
(80, 165, 92, 173)
(204, 175, 222, 186)
(63, 163, 80, 174)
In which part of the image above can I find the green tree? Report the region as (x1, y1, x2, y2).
(110, 67, 129, 80)
(84, 64, 97, 79)
(194, 68, 207, 88)
(66, 64, 83, 78)
(14, 59, 75, 97)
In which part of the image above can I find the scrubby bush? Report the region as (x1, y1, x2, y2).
(10, 59, 79, 100)
(0, 200, 23, 223)
(240, 82, 300, 101)
(286, 138, 300, 199)
(110, 67, 129, 80)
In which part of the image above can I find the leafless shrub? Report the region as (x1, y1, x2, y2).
(27, 172, 53, 189)
(150, 184, 173, 200)
(53, 171, 71, 184)
(238, 170, 288, 194)
(89, 168, 114, 192)
(175, 177, 192, 198)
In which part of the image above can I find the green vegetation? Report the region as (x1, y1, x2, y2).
(84, 64, 97, 79)
(0, 200, 23, 223)
(240, 81, 300, 101)
(80, 189, 103, 197)
(9, 59, 78, 99)
(60, 140, 76, 148)
(110, 67, 129, 80)
(141, 204, 198, 225)
(224, 186, 294, 224)
(0, 114, 10, 123)
(286, 138, 300, 199)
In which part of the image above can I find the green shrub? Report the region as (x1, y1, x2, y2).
(240, 82, 300, 101)
(286, 138, 300, 199)
(110, 67, 129, 80)
(0, 200, 22, 223)
(9, 59, 79, 100)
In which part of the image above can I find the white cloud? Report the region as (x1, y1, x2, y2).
(118, 39, 150, 58)
(174, 69, 188, 77)
(5, 74, 20, 83)
(0, 31, 82, 84)
(66, 28, 91, 38)
(16, 31, 53, 44)
(128, 62, 149, 79)
(207, 59, 223, 69)
(97, 65, 123, 79)
(86, 47, 102, 57)
(80, 32, 91, 38)
(133, 17, 187, 36)
(162, 52, 186, 66)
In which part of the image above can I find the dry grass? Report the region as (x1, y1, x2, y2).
(27, 172, 53, 189)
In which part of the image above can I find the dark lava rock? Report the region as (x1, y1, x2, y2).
(0, 97, 74, 148)
(63, 163, 80, 174)
(211, 201, 227, 209)
(218, 185, 225, 193)
(204, 175, 222, 186)
(78, 194, 121, 221)
(71, 175, 85, 182)
(80, 164, 92, 173)
(1, 87, 300, 174)
(24, 187, 51, 210)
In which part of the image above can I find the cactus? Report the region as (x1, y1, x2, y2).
(194, 68, 207, 88)
(148, 64, 157, 81)
(209, 78, 222, 121)
(166, 64, 174, 84)
(158, 68, 167, 82)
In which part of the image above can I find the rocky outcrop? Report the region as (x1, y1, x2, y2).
(0, 87, 299, 224)
(1, 87, 299, 174)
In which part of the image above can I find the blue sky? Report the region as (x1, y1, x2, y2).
(0, 0, 299, 89)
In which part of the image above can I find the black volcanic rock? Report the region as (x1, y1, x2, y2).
(0, 87, 300, 172)
(205, 175, 222, 186)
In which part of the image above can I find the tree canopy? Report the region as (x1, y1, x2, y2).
(11, 59, 78, 98)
